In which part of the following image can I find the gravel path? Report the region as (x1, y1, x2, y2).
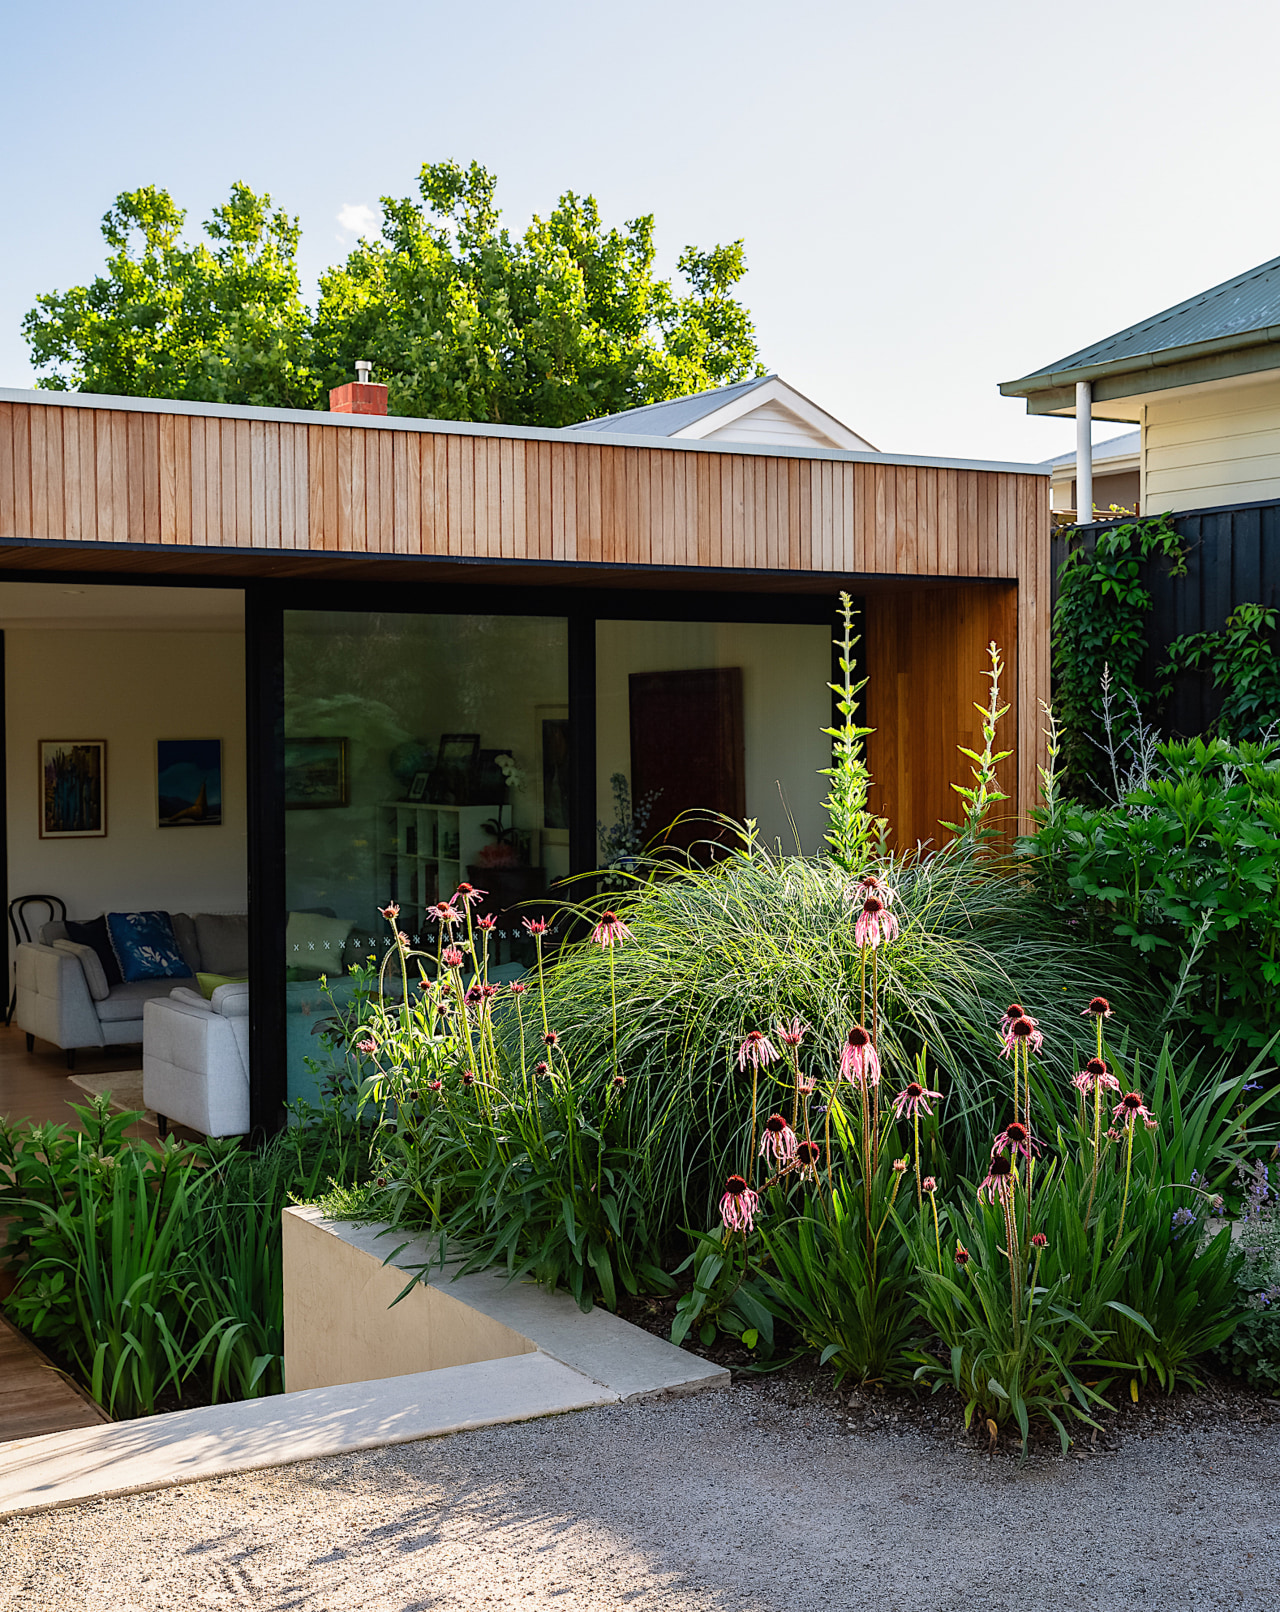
(1, 1381, 1278, 1611)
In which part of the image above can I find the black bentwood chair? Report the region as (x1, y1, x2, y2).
(6, 895, 67, 1026)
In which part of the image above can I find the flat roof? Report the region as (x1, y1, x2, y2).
(0, 387, 1047, 478)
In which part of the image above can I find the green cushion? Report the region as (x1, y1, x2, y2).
(197, 971, 249, 1000)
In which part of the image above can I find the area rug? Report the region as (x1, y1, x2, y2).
(67, 1069, 155, 1124)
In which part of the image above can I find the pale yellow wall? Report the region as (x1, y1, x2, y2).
(1143, 377, 1280, 513)
(5, 627, 247, 937)
(596, 620, 831, 856)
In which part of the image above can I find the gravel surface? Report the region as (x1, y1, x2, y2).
(1, 1379, 1278, 1611)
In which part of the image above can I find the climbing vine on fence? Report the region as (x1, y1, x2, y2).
(1051, 513, 1186, 795)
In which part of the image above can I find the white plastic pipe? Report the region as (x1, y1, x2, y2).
(1076, 380, 1093, 523)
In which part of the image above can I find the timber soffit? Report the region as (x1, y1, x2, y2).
(0, 387, 1045, 478)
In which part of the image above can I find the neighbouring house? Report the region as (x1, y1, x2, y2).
(1001, 251, 1280, 516)
(0, 377, 1048, 1132)
(1041, 430, 1140, 521)
(1002, 252, 1280, 735)
(561, 374, 878, 453)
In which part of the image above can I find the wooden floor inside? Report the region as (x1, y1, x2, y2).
(0, 1022, 160, 1136)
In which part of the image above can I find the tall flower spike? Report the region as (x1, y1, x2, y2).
(719, 1175, 760, 1233)
(737, 1030, 781, 1070)
(855, 895, 900, 949)
(591, 909, 634, 948)
(840, 1025, 881, 1088)
(891, 1079, 942, 1120)
(759, 1113, 798, 1166)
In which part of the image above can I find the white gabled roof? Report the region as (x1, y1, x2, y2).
(561, 374, 877, 452)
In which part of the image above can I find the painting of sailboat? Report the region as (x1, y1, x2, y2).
(157, 740, 223, 827)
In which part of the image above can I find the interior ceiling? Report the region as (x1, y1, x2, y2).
(0, 581, 244, 631)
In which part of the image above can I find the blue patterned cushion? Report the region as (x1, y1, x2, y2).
(106, 911, 189, 983)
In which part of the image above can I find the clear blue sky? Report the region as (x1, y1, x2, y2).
(3, 0, 1277, 464)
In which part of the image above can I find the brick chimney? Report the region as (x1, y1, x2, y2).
(329, 359, 388, 416)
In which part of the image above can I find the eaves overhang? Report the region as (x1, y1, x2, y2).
(1000, 330, 1280, 417)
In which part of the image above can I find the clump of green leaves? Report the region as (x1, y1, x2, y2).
(1051, 514, 1186, 795)
(1160, 602, 1280, 743)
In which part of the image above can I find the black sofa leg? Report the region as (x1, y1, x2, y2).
(157, 1113, 169, 1140)
(25, 1033, 34, 1053)
(66, 1048, 76, 1071)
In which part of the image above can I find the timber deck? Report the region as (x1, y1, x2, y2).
(0, 1316, 108, 1442)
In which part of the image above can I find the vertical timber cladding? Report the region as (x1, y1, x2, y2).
(865, 584, 1020, 850)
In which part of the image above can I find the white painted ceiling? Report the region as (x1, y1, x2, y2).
(0, 582, 244, 632)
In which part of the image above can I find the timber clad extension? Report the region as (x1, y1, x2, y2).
(0, 390, 1050, 843)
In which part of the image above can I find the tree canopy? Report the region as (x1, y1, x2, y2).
(24, 164, 762, 426)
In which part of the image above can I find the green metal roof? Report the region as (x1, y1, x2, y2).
(1001, 252, 1280, 399)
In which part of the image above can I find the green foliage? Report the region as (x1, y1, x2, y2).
(1051, 514, 1186, 794)
(1022, 731, 1280, 1052)
(23, 184, 314, 407)
(1210, 1159, 1280, 1393)
(819, 592, 883, 869)
(313, 161, 762, 426)
(1160, 602, 1280, 743)
(0, 1093, 372, 1417)
(27, 165, 763, 426)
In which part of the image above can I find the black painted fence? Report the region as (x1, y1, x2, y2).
(1051, 496, 1280, 738)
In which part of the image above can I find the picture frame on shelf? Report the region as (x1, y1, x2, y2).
(39, 739, 106, 839)
(157, 739, 222, 827)
(408, 771, 430, 802)
(284, 737, 349, 809)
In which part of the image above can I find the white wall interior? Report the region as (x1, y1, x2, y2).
(3, 583, 247, 962)
(596, 620, 831, 856)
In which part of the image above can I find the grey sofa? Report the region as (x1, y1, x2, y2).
(143, 982, 250, 1137)
(14, 912, 247, 1063)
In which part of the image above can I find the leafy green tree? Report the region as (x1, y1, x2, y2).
(24, 164, 762, 427)
(23, 183, 314, 408)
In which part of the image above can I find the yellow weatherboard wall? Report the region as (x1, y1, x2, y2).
(1143, 377, 1280, 513)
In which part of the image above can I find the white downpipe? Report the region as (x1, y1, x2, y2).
(1076, 380, 1093, 523)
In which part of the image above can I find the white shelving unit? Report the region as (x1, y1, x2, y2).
(377, 802, 492, 931)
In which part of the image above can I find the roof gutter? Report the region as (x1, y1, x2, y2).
(1000, 323, 1280, 398)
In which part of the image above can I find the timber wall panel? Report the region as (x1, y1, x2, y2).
(0, 398, 1046, 581)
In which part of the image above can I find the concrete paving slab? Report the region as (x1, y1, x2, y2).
(0, 1350, 615, 1519)
(290, 1208, 730, 1401)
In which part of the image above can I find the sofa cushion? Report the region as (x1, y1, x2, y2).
(286, 910, 353, 979)
(106, 912, 190, 983)
(64, 915, 124, 988)
(195, 913, 248, 976)
(197, 970, 249, 999)
(169, 913, 203, 975)
(210, 981, 250, 1018)
(52, 939, 110, 1001)
(97, 976, 197, 1022)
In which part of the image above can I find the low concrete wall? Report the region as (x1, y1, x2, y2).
(283, 1208, 533, 1392)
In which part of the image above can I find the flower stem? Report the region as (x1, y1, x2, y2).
(1115, 1121, 1135, 1250)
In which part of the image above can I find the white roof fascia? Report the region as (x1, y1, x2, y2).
(0, 388, 1043, 475)
(669, 376, 877, 451)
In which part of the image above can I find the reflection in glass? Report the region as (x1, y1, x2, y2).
(282, 611, 569, 1102)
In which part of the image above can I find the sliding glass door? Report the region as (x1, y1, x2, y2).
(281, 609, 569, 1102)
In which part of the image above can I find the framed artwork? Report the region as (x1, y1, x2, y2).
(437, 733, 480, 769)
(157, 739, 222, 827)
(39, 740, 106, 839)
(284, 737, 349, 809)
(536, 705, 570, 837)
(408, 771, 430, 802)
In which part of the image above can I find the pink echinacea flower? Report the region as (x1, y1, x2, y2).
(840, 1025, 881, 1088)
(719, 1175, 760, 1233)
